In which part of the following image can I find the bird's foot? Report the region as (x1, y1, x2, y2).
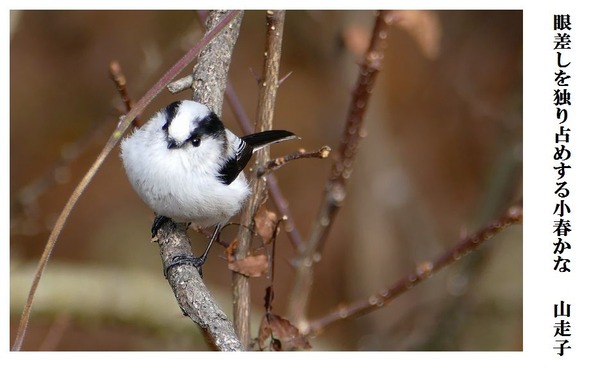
(164, 254, 207, 278)
(151, 215, 170, 238)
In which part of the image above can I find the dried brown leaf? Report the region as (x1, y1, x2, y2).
(260, 313, 311, 351)
(254, 208, 279, 244)
(256, 315, 271, 350)
(227, 254, 269, 277)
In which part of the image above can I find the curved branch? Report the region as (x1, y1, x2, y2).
(307, 203, 523, 335)
(287, 10, 394, 330)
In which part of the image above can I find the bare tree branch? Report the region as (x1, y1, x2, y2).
(167, 74, 193, 94)
(307, 202, 523, 335)
(225, 83, 306, 252)
(193, 10, 244, 116)
(257, 147, 331, 178)
(153, 9, 245, 351)
(287, 10, 394, 330)
(155, 219, 243, 351)
(109, 61, 140, 128)
(232, 10, 286, 347)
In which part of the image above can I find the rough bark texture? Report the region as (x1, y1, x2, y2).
(193, 10, 244, 116)
(157, 219, 243, 351)
(157, 10, 245, 351)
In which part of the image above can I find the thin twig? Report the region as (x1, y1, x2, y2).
(109, 61, 140, 128)
(225, 82, 306, 252)
(225, 82, 255, 135)
(232, 10, 286, 347)
(307, 203, 523, 335)
(167, 74, 193, 94)
(257, 146, 331, 178)
(11, 9, 241, 352)
(266, 176, 304, 250)
(154, 10, 245, 351)
(287, 10, 394, 330)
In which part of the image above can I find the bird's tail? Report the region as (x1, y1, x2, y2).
(242, 130, 298, 151)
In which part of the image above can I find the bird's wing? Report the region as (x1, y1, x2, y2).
(217, 137, 253, 185)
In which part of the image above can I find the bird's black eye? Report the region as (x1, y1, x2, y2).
(191, 136, 201, 147)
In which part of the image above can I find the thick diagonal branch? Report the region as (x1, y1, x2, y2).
(193, 10, 244, 115)
(156, 220, 243, 350)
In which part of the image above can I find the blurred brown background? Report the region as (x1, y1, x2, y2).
(10, 10, 522, 351)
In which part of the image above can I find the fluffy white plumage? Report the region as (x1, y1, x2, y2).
(120, 101, 249, 227)
(120, 100, 295, 229)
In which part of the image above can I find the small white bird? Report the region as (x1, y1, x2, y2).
(120, 100, 296, 275)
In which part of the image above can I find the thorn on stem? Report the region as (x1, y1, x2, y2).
(278, 71, 293, 86)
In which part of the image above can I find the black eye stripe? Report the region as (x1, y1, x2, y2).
(162, 101, 182, 131)
(185, 111, 225, 146)
(194, 112, 225, 135)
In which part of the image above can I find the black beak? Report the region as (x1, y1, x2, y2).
(167, 138, 177, 149)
